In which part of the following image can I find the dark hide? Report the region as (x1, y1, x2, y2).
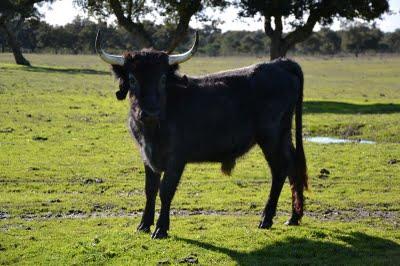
(111, 53, 308, 239)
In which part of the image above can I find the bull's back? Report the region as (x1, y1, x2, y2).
(169, 60, 301, 163)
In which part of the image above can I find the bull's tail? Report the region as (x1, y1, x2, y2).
(294, 68, 309, 191)
(276, 59, 308, 219)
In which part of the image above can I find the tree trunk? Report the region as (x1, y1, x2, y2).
(264, 16, 289, 60)
(1, 24, 30, 66)
(265, 13, 319, 60)
(269, 35, 289, 60)
(166, 0, 201, 53)
(109, 0, 153, 48)
(166, 17, 190, 53)
(122, 22, 153, 48)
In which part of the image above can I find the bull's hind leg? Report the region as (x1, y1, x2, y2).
(257, 131, 293, 229)
(137, 165, 161, 233)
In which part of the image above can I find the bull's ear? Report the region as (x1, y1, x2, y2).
(111, 65, 129, 100)
(115, 89, 128, 100)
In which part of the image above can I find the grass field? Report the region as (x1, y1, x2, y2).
(0, 53, 399, 264)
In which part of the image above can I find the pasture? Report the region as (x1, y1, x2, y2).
(0, 53, 399, 264)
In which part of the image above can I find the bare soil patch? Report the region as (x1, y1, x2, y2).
(2, 208, 397, 224)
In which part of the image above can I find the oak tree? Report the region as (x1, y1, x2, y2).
(0, 0, 53, 65)
(236, 0, 389, 59)
(76, 0, 226, 52)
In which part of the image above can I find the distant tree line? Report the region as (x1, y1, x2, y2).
(1, 0, 391, 65)
(1, 17, 399, 57)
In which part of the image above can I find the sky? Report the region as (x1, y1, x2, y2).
(38, 0, 400, 33)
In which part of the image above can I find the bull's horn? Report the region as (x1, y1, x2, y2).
(95, 30, 124, 66)
(168, 31, 199, 65)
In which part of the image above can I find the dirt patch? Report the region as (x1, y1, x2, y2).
(3, 208, 398, 224)
(341, 123, 365, 138)
(179, 255, 198, 264)
(32, 136, 48, 141)
(82, 178, 104, 184)
(318, 168, 330, 179)
(0, 127, 14, 133)
(0, 211, 10, 219)
(306, 208, 399, 223)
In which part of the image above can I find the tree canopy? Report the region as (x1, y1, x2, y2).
(0, 1, 397, 65)
(75, 0, 227, 52)
(235, 0, 390, 59)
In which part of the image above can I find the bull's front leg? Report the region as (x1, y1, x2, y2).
(137, 165, 160, 233)
(151, 160, 185, 239)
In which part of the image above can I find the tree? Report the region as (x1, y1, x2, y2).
(0, 32, 5, 52)
(18, 18, 41, 52)
(75, 0, 227, 52)
(342, 23, 383, 56)
(0, 0, 53, 65)
(319, 28, 341, 55)
(198, 22, 222, 56)
(382, 29, 400, 53)
(235, 0, 389, 59)
(296, 32, 321, 54)
(296, 28, 341, 55)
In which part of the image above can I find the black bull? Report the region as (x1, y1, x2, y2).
(99, 38, 308, 239)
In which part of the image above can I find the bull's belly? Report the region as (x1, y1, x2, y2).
(183, 128, 256, 163)
(186, 143, 256, 163)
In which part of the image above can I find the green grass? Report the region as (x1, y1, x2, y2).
(0, 53, 399, 264)
(1, 217, 399, 265)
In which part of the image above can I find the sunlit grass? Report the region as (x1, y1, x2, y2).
(0, 54, 399, 264)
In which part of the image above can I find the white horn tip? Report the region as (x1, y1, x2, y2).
(168, 31, 199, 65)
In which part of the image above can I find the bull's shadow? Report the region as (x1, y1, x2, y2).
(304, 101, 400, 114)
(21, 65, 110, 75)
(175, 232, 400, 265)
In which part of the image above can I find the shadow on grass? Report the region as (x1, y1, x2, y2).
(23, 65, 110, 75)
(176, 232, 400, 265)
(304, 101, 400, 114)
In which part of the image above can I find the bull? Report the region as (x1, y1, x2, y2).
(95, 31, 308, 239)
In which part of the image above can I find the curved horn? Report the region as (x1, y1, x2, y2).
(95, 30, 124, 66)
(168, 31, 199, 65)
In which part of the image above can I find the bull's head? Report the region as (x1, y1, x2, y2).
(95, 30, 198, 125)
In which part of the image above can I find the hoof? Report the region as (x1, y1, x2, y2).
(284, 218, 300, 226)
(258, 220, 273, 229)
(137, 223, 151, 233)
(151, 228, 168, 239)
